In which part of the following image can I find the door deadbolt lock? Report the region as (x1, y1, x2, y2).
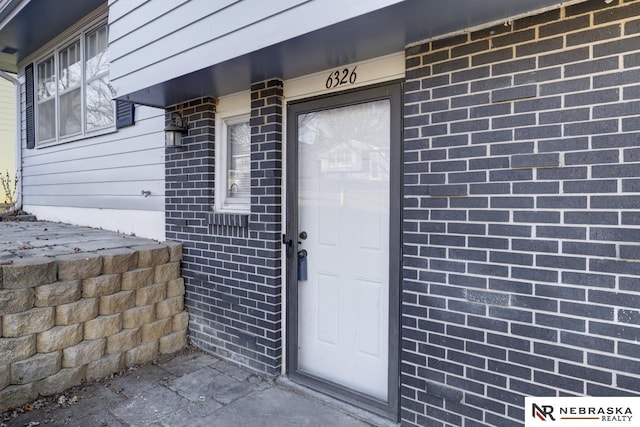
(299, 231, 308, 240)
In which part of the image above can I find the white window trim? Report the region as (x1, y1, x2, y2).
(33, 18, 115, 148)
(215, 92, 251, 213)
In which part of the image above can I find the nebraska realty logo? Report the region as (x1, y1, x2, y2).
(524, 397, 639, 425)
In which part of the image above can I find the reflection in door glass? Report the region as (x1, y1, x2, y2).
(298, 101, 390, 181)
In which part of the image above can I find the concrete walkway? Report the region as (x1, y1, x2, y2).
(2, 347, 392, 427)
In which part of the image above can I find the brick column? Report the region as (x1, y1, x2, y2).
(164, 85, 284, 376)
(246, 79, 284, 375)
(164, 97, 220, 365)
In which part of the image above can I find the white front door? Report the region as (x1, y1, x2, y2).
(287, 85, 399, 413)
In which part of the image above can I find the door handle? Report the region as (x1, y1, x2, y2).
(283, 234, 293, 257)
(298, 249, 308, 281)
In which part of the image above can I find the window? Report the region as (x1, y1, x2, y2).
(216, 114, 251, 212)
(215, 92, 251, 213)
(34, 22, 114, 145)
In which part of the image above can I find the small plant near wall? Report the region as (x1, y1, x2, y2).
(1, 169, 17, 211)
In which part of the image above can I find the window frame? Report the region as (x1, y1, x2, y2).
(215, 107, 251, 214)
(33, 19, 115, 147)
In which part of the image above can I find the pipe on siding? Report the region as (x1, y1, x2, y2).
(0, 70, 22, 211)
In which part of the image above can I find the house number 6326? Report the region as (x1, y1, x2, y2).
(325, 66, 357, 89)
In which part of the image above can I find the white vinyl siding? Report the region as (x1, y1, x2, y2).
(20, 76, 165, 237)
(15, 5, 165, 239)
(21, 102, 164, 211)
(108, 0, 403, 99)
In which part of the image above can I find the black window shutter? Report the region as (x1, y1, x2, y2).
(115, 100, 135, 129)
(25, 63, 35, 149)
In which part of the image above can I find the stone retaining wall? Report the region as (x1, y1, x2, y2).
(0, 243, 187, 412)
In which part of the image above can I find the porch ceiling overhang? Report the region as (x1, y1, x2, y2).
(119, 0, 567, 108)
(0, 0, 104, 73)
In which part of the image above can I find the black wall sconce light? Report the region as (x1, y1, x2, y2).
(164, 112, 188, 147)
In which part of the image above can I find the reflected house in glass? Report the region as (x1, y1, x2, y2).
(300, 100, 390, 180)
(317, 139, 389, 181)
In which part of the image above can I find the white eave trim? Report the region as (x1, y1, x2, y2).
(0, 0, 28, 30)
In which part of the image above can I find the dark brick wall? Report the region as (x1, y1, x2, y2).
(165, 81, 283, 376)
(403, 0, 640, 425)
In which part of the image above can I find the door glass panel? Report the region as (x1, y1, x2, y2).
(297, 99, 390, 401)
